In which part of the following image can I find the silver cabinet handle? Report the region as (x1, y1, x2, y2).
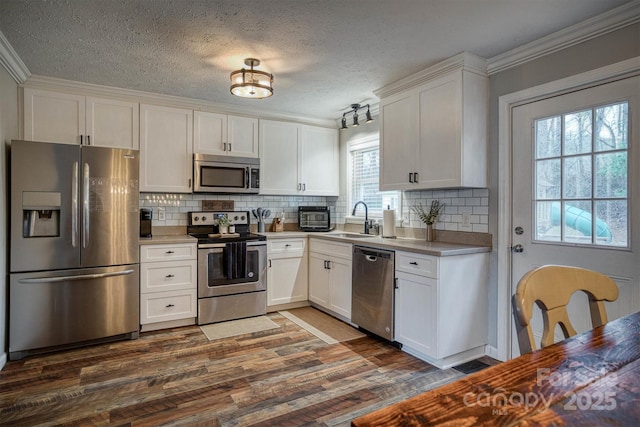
(71, 161, 78, 247)
(82, 162, 90, 248)
(19, 269, 135, 283)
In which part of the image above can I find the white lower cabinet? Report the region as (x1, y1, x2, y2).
(394, 250, 488, 369)
(140, 242, 197, 331)
(308, 239, 352, 320)
(267, 238, 308, 308)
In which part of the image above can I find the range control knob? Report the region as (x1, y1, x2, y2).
(202, 216, 207, 222)
(193, 216, 200, 222)
(234, 216, 239, 220)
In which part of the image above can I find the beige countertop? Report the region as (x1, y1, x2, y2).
(139, 235, 197, 245)
(260, 231, 490, 257)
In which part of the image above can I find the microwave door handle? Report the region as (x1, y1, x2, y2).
(246, 167, 250, 189)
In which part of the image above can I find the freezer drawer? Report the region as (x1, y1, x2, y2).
(9, 265, 140, 360)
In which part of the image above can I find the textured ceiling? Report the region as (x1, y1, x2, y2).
(0, 0, 633, 120)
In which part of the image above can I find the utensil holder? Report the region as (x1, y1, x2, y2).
(258, 221, 265, 233)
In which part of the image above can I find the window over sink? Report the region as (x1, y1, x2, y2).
(347, 135, 400, 219)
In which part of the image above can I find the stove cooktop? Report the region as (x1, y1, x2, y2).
(187, 210, 266, 244)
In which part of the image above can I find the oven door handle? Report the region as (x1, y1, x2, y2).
(198, 241, 266, 249)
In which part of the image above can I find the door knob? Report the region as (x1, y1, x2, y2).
(511, 244, 524, 253)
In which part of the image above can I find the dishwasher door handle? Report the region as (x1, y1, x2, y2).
(365, 255, 378, 262)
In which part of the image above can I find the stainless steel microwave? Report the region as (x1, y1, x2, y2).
(193, 153, 259, 194)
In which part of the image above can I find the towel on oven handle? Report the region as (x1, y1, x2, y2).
(224, 242, 247, 280)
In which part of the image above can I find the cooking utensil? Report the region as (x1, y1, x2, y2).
(256, 207, 263, 219)
(264, 209, 271, 219)
(252, 209, 258, 219)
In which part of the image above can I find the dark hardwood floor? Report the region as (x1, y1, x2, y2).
(0, 312, 465, 426)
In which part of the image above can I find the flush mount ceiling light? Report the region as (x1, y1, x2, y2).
(230, 58, 273, 99)
(340, 104, 373, 130)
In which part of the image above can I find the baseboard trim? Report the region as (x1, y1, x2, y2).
(0, 352, 7, 371)
(485, 345, 501, 361)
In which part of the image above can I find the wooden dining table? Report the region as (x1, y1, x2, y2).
(352, 310, 640, 426)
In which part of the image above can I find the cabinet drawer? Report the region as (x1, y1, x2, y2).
(140, 260, 197, 293)
(309, 239, 352, 259)
(140, 243, 197, 262)
(140, 289, 197, 324)
(396, 251, 438, 278)
(268, 238, 306, 255)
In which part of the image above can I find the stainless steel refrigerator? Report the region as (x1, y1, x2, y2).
(9, 140, 140, 360)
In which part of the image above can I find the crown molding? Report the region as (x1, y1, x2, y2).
(0, 31, 31, 83)
(22, 74, 337, 128)
(373, 52, 488, 99)
(487, 1, 640, 75)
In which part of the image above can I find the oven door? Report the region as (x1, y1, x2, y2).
(198, 242, 266, 297)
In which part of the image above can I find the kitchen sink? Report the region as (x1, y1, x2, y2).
(329, 233, 377, 238)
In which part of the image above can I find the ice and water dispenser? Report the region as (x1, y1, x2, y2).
(22, 191, 61, 238)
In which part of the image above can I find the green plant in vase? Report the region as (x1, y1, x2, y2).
(215, 214, 232, 233)
(412, 200, 445, 241)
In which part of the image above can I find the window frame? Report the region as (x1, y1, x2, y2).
(346, 135, 401, 222)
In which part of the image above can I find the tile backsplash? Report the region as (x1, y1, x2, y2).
(140, 193, 331, 227)
(141, 188, 489, 233)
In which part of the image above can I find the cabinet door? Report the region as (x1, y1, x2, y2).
(86, 97, 139, 149)
(228, 115, 259, 158)
(328, 257, 352, 320)
(416, 72, 462, 188)
(379, 91, 416, 191)
(308, 252, 329, 308)
(259, 120, 300, 195)
(140, 104, 193, 193)
(395, 271, 437, 358)
(267, 254, 308, 306)
(23, 88, 85, 144)
(193, 111, 227, 155)
(300, 125, 339, 196)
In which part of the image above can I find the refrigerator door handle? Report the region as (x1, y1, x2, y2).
(71, 161, 79, 247)
(83, 162, 90, 248)
(18, 269, 136, 284)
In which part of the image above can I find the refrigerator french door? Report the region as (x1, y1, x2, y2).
(9, 140, 140, 360)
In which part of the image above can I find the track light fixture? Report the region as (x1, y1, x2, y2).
(340, 104, 373, 130)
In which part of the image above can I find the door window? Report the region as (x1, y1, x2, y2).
(534, 101, 628, 247)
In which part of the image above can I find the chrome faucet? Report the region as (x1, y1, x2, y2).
(352, 201, 373, 234)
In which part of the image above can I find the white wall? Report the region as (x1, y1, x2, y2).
(0, 64, 19, 369)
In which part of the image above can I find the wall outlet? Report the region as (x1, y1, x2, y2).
(157, 207, 166, 221)
(462, 212, 471, 227)
(402, 212, 410, 226)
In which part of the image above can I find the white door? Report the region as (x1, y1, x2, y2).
(228, 115, 259, 158)
(86, 97, 139, 149)
(140, 104, 193, 193)
(511, 76, 640, 356)
(300, 125, 339, 196)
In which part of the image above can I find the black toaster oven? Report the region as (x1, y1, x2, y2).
(298, 206, 331, 231)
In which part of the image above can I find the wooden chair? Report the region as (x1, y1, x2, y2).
(512, 265, 618, 354)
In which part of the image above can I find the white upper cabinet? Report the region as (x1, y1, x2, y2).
(193, 112, 258, 158)
(260, 119, 339, 196)
(300, 125, 339, 196)
(140, 104, 193, 193)
(23, 88, 139, 149)
(376, 52, 488, 190)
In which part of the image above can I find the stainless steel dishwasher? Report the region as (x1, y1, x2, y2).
(352, 246, 395, 340)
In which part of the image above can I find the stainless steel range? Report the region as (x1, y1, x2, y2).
(188, 211, 267, 325)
